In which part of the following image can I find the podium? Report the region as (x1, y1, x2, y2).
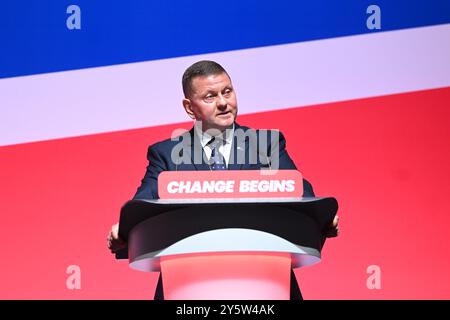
(116, 197, 338, 300)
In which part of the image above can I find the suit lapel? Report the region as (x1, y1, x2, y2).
(186, 126, 211, 171)
(228, 122, 249, 171)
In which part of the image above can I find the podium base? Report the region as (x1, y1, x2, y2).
(160, 252, 291, 300)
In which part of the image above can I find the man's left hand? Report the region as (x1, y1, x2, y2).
(324, 215, 339, 238)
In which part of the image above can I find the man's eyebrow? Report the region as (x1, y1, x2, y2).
(203, 89, 218, 95)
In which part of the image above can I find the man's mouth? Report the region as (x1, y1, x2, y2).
(217, 111, 231, 117)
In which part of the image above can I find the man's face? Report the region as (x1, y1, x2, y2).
(183, 72, 238, 132)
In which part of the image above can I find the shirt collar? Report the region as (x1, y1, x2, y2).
(194, 122, 235, 148)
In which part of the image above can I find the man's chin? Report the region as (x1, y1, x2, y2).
(201, 117, 235, 132)
(216, 118, 235, 130)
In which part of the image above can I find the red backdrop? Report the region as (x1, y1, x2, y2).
(1, 87, 449, 299)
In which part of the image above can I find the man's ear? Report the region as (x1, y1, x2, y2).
(183, 98, 196, 119)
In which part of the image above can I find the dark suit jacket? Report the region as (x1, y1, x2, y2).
(133, 123, 313, 300)
(134, 122, 315, 199)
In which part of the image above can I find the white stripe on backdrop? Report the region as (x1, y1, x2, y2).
(1, 24, 450, 146)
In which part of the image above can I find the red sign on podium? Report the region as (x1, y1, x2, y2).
(158, 170, 303, 199)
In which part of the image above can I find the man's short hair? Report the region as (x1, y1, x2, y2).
(182, 60, 229, 98)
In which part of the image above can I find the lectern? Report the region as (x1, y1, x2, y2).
(116, 197, 338, 300)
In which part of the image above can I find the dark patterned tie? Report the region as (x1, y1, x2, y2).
(208, 137, 226, 170)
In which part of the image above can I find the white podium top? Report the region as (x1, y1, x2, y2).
(129, 228, 321, 272)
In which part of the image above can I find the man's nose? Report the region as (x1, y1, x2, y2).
(216, 94, 227, 109)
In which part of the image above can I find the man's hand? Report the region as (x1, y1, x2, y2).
(107, 222, 126, 253)
(324, 215, 339, 238)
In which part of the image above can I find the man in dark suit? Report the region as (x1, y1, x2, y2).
(107, 60, 339, 299)
(133, 122, 316, 200)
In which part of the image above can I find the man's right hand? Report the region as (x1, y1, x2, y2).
(107, 222, 126, 253)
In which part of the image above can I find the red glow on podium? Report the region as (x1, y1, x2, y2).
(160, 252, 292, 300)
